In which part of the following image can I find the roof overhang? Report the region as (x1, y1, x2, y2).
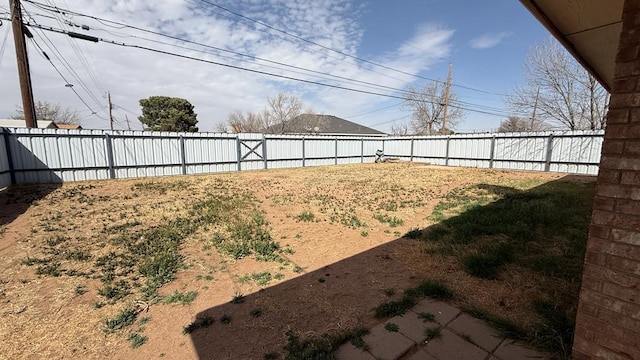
(519, 0, 624, 91)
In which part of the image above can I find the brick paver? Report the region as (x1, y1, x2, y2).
(386, 310, 436, 343)
(404, 349, 438, 360)
(334, 296, 553, 360)
(363, 322, 415, 360)
(411, 299, 460, 326)
(335, 343, 376, 360)
(448, 313, 503, 352)
(423, 328, 487, 360)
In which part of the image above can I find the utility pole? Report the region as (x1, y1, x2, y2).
(108, 92, 114, 130)
(530, 87, 540, 131)
(125, 115, 131, 131)
(10, 0, 37, 128)
(441, 63, 452, 134)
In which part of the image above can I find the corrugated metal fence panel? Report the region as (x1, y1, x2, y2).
(549, 131, 603, 175)
(384, 138, 412, 158)
(111, 131, 181, 179)
(184, 132, 237, 175)
(0, 129, 10, 187)
(448, 135, 492, 168)
(493, 132, 548, 171)
(337, 138, 363, 164)
(10, 128, 63, 183)
(262, 135, 300, 169)
(362, 138, 384, 163)
(412, 137, 448, 165)
(0, 129, 605, 185)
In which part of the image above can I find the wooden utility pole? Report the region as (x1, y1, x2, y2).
(441, 63, 452, 134)
(108, 92, 114, 130)
(10, 0, 37, 128)
(530, 87, 540, 131)
(125, 115, 131, 130)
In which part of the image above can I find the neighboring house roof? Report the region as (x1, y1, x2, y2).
(519, 0, 623, 91)
(55, 123, 83, 130)
(266, 114, 386, 136)
(0, 119, 57, 128)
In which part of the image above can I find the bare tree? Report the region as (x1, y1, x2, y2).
(390, 122, 409, 136)
(402, 82, 463, 135)
(507, 38, 609, 130)
(220, 110, 266, 133)
(264, 92, 303, 134)
(497, 117, 530, 133)
(220, 92, 309, 134)
(13, 101, 81, 125)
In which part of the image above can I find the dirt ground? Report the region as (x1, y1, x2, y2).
(0, 163, 589, 360)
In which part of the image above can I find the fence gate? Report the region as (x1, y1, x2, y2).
(236, 135, 267, 171)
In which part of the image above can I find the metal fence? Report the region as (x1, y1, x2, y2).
(0, 127, 604, 187)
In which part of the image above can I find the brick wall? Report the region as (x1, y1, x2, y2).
(573, 0, 640, 358)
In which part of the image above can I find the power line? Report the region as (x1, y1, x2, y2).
(347, 102, 404, 118)
(19, 9, 513, 117)
(27, 31, 101, 116)
(23, 2, 436, 100)
(40, 0, 107, 97)
(22, 8, 105, 110)
(24, 21, 515, 119)
(26, 0, 507, 98)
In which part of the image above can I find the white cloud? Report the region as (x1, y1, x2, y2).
(0, 0, 454, 132)
(469, 32, 510, 49)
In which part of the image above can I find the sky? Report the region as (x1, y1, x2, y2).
(0, 0, 553, 133)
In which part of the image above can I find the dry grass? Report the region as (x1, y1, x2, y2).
(0, 163, 591, 359)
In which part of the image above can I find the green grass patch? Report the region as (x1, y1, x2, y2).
(418, 312, 436, 323)
(384, 323, 399, 332)
(183, 315, 214, 334)
(283, 327, 369, 359)
(295, 211, 315, 222)
(373, 213, 404, 227)
(127, 333, 148, 348)
(424, 327, 442, 341)
(375, 279, 453, 318)
(239, 271, 274, 286)
(104, 306, 138, 333)
(162, 290, 198, 305)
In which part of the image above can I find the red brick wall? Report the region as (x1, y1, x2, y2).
(573, 0, 640, 359)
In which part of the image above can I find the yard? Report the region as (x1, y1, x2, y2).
(0, 163, 595, 359)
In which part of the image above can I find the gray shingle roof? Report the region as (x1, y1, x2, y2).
(266, 114, 386, 135)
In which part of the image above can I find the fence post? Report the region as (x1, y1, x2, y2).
(489, 135, 496, 169)
(410, 137, 414, 162)
(2, 129, 16, 185)
(445, 136, 451, 166)
(545, 134, 554, 172)
(104, 133, 116, 179)
(302, 137, 306, 167)
(361, 138, 364, 163)
(236, 135, 242, 172)
(335, 137, 338, 165)
(262, 135, 268, 170)
(179, 135, 187, 175)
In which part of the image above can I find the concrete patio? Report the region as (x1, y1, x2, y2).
(336, 298, 548, 360)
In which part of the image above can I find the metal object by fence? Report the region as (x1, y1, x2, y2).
(0, 128, 604, 187)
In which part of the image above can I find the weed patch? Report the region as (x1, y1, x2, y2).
(183, 315, 214, 334)
(283, 327, 368, 360)
(162, 290, 198, 305)
(295, 211, 315, 222)
(373, 213, 404, 227)
(104, 306, 138, 333)
(375, 279, 453, 318)
(127, 333, 148, 349)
